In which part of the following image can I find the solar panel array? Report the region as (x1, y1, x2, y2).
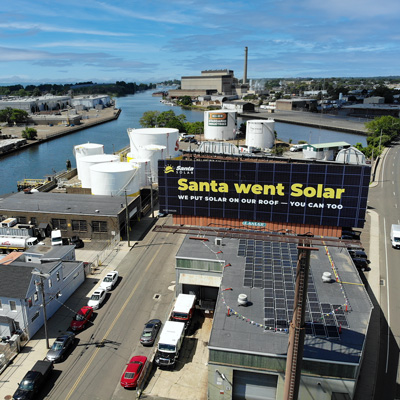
(238, 239, 348, 338)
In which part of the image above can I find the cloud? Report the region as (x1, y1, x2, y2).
(0, 22, 133, 37)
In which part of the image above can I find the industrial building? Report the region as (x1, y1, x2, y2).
(0, 191, 142, 241)
(172, 232, 372, 399)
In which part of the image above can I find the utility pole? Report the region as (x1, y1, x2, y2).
(283, 243, 318, 400)
(32, 270, 51, 349)
(124, 190, 130, 247)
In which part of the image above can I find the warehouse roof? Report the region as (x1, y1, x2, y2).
(0, 191, 126, 217)
(177, 233, 373, 365)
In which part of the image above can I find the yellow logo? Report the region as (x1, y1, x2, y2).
(164, 165, 175, 174)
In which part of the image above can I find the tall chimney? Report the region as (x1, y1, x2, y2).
(243, 46, 248, 84)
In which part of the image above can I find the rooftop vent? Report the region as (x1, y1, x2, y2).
(238, 293, 248, 306)
(322, 272, 333, 283)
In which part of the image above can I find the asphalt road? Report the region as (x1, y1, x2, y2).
(41, 220, 184, 400)
(368, 141, 400, 400)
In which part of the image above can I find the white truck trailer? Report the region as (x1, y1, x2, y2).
(390, 224, 400, 249)
(170, 293, 196, 327)
(0, 235, 40, 252)
(154, 320, 185, 369)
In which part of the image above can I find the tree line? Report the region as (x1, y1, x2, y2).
(0, 81, 156, 97)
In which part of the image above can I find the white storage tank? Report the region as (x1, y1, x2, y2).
(204, 111, 237, 140)
(143, 145, 166, 183)
(73, 143, 104, 179)
(79, 154, 120, 188)
(246, 119, 275, 149)
(90, 162, 140, 196)
(126, 127, 181, 159)
(128, 158, 151, 187)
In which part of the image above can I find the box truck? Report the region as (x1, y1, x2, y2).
(154, 321, 185, 369)
(390, 224, 400, 249)
(0, 235, 40, 252)
(170, 293, 196, 328)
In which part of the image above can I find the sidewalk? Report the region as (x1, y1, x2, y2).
(0, 216, 157, 399)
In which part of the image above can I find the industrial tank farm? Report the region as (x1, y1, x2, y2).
(73, 143, 104, 179)
(127, 127, 181, 160)
(78, 154, 120, 188)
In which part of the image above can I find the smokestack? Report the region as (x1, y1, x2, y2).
(243, 46, 248, 84)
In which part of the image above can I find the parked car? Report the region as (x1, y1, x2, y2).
(88, 288, 107, 310)
(70, 235, 84, 248)
(120, 355, 148, 389)
(348, 249, 368, 259)
(70, 306, 94, 331)
(353, 258, 370, 271)
(45, 332, 75, 363)
(140, 319, 162, 346)
(100, 270, 119, 291)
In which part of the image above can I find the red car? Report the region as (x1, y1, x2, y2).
(120, 355, 147, 389)
(70, 306, 93, 331)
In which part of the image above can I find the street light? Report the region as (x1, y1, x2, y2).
(31, 270, 51, 349)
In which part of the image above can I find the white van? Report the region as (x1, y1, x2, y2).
(51, 230, 62, 246)
(1, 218, 17, 228)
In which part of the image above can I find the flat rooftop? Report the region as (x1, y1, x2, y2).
(0, 191, 126, 217)
(177, 234, 372, 365)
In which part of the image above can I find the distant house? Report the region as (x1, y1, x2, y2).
(303, 141, 351, 161)
(275, 98, 317, 111)
(0, 245, 84, 340)
(222, 101, 255, 113)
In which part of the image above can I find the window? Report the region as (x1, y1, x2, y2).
(30, 217, 37, 225)
(9, 301, 16, 311)
(56, 272, 60, 281)
(72, 220, 88, 232)
(18, 216, 27, 224)
(28, 297, 32, 308)
(52, 218, 67, 230)
(34, 292, 39, 302)
(32, 311, 40, 322)
(92, 221, 107, 233)
(48, 279, 52, 288)
(0, 300, 2, 309)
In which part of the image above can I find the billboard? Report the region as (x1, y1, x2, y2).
(158, 160, 371, 228)
(208, 112, 228, 126)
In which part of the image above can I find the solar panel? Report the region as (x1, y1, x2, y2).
(236, 239, 346, 338)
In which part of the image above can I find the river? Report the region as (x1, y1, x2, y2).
(0, 91, 367, 195)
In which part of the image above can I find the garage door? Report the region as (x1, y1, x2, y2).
(233, 370, 277, 400)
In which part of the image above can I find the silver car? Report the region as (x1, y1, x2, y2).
(140, 319, 162, 346)
(45, 332, 75, 363)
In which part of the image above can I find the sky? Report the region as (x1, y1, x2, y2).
(0, 0, 399, 85)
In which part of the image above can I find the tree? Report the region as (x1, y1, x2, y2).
(21, 127, 37, 140)
(185, 121, 204, 135)
(139, 110, 160, 128)
(11, 109, 29, 124)
(0, 107, 14, 124)
(365, 116, 400, 141)
(156, 110, 186, 132)
(178, 96, 192, 106)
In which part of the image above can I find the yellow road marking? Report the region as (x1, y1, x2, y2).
(65, 238, 167, 400)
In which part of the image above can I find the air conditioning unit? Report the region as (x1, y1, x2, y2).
(215, 237, 222, 246)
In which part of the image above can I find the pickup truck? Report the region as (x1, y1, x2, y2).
(13, 360, 53, 400)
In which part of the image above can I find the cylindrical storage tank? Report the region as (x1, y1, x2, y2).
(73, 143, 104, 179)
(126, 127, 180, 159)
(204, 111, 237, 140)
(245, 119, 275, 149)
(143, 145, 166, 184)
(128, 158, 151, 187)
(90, 162, 140, 196)
(79, 154, 119, 188)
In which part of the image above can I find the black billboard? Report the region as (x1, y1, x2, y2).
(158, 160, 370, 228)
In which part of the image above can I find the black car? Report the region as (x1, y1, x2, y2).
(70, 235, 84, 248)
(140, 319, 162, 346)
(353, 258, 370, 271)
(348, 249, 368, 259)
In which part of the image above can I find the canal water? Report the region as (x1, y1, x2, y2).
(0, 91, 367, 195)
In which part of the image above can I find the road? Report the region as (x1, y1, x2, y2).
(41, 220, 184, 399)
(368, 142, 400, 400)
